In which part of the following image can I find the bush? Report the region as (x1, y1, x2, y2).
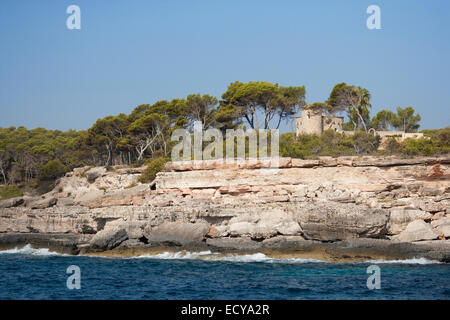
(0, 184, 23, 199)
(421, 127, 450, 155)
(280, 130, 379, 158)
(383, 138, 402, 155)
(39, 159, 67, 181)
(351, 131, 380, 155)
(400, 138, 434, 156)
(138, 158, 168, 183)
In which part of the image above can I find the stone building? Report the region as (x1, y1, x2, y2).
(295, 110, 344, 135)
(295, 110, 425, 149)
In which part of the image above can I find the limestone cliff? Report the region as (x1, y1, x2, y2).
(0, 156, 449, 261)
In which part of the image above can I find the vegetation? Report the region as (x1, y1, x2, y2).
(280, 130, 380, 158)
(138, 158, 169, 183)
(326, 83, 371, 131)
(0, 80, 447, 195)
(219, 81, 306, 130)
(371, 107, 421, 132)
(0, 184, 23, 200)
(38, 159, 67, 182)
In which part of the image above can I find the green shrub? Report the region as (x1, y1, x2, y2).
(351, 131, 380, 155)
(39, 159, 67, 181)
(0, 184, 23, 199)
(420, 127, 450, 155)
(138, 158, 168, 183)
(400, 138, 434, 156)
(280, 130, 379, 158)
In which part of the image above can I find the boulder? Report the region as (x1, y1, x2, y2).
(262, 236, 314, 250)
(416, 200, 448, 213)
(73, 189, 105, 206)
(0, 197, 24, 208)
(89, 228, 128, 250)
(431, 218, 450, 238)
(206, 225, 229, 238)
(103, 219, 147, 239)
(431, 212, 446, 221)
(294, 203, 389, 241)
(146, 222, 209, 246)
(84, 167, 106, 183)
(84, 185, 148, 208)
(420, 187, 444, 197)
(431, 217, 450, 228)
(28, 197, 57, 209)
(228, 210, 301, 239)
(395, 220, 439, 242)
(387, 208, 432, 235)
(229, 221, 277, 239)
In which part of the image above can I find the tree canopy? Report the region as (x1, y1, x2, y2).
(219, 81, 306, 130)
(327, 83, 372, 131)
(0, 80, 443, 198)
(371, 107, 421, 132)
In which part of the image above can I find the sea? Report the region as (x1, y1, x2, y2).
(0, 245, 449, 300)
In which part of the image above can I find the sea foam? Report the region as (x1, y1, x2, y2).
(0, 245, 443, 264)
(0, 244, 67, 256)
(363, 257, 442, 265)
(130, 251, 326, 263)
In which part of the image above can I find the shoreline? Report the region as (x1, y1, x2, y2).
(1, 156, 449, 264)
(1, 233, 449, 263)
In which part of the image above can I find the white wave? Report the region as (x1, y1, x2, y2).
(131, 251, 326, 263)
(0, 244, 67, 256)
(131, 251, 445, 264)
(363, 257, 442, 265)
(1, 245, 441, 265)
(214, 253, 325, 263)
(132, 250, 219, 260)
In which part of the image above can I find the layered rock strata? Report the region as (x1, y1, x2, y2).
(0, 156, 449, 261)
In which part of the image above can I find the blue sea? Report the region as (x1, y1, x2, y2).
(0, 245, 449, 300)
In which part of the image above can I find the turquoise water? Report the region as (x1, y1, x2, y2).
(0, 246, 449, 300)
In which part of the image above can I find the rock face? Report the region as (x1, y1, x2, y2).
(89, 228, 128, 251)
(146, 222, 209, 246)
(0, 155, 449, 261)
(228, 210, 301, 239)
(431, 218, 450, 238)
(28, 197, 57, 209)
(387, 208, 432, 235)
(84, 167, 107, 183)
(395, 220, 439, 242)
(295, 203, 389, 241)
(0, 197, 24, 208)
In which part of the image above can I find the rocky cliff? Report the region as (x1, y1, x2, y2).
(1, 156, 449, 261)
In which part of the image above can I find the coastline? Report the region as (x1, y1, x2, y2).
(1, 156, 449, 263)
(1, 233, 449, 263)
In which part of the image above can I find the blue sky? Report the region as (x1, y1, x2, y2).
(1, 0, 449, 132)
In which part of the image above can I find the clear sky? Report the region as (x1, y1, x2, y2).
(1, 0, 449, 132)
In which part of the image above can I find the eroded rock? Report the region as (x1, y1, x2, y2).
(394, 220, 439, 242)
(387, 208, 432, 235)
(146, 222, 209, 246)
(295, 203, 389, 241)
(89, 228, 128, 250)
(0, 197, 24, 208)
